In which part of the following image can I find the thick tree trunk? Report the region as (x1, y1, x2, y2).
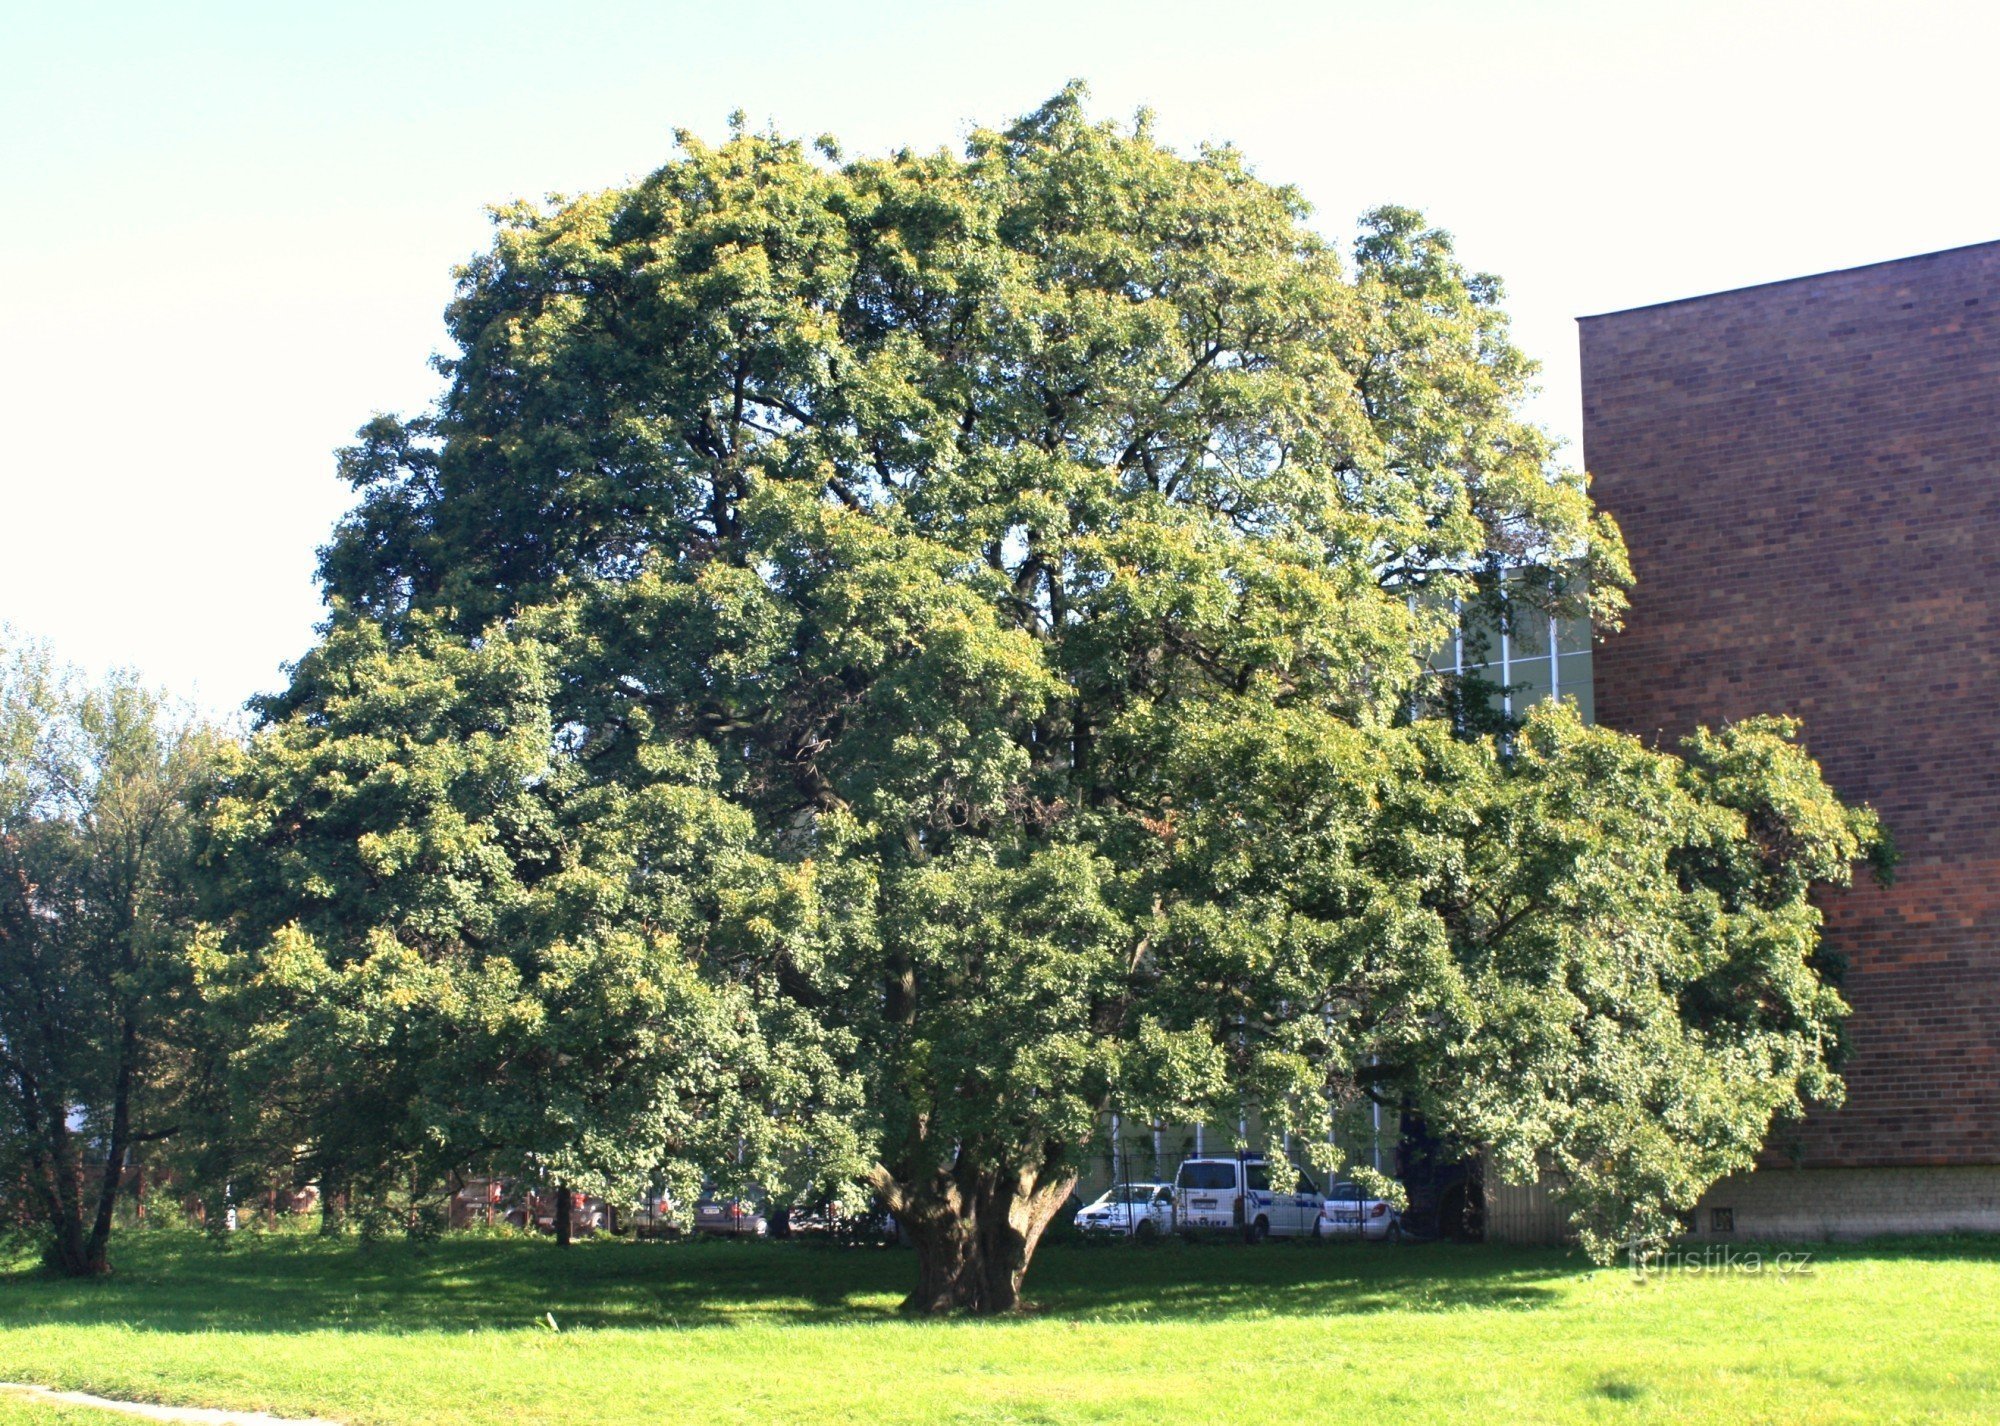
(895, 1170, 1076, 1315)
(33, 1111, 109, 1277)
(46, 1220, 104, 1276)
(41, 1185, 106, 1276)
(554, 1183, 573, 1247)
(43, 1167, 102, 1277)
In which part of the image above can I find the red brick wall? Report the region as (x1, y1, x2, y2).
(1581, 240, 2000, 1169)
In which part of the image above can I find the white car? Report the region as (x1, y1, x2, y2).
(1173, 1157, 1324, 1240)
(1074, 1182, 1175, 1239)
(1314, 1182, 1401, 1241)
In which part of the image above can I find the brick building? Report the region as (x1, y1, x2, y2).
(1572, 240, 2000, 1238)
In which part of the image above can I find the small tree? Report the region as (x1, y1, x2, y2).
(0, 636, 218, 1275)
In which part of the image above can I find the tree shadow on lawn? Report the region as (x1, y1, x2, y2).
(1, 1235, 1557, 1334)
(1019, 1237, 1569, 1321)
(2, 1232, 1993, 1337)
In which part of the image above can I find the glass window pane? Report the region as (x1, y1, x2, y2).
(1459, 598, 1501, 656)
(1558, 652, 1594, 722)
(1512, 654, 1554, 711)
(1509, 607, 1551, 659)
(1556, 614, 1593, 656)
(1459, 632, 1500, 672)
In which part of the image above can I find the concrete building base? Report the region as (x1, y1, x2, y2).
(1687, 1165, 2000, 1242)
(1486, 1165, 2000, 1246)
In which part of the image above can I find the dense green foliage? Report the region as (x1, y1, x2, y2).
(1, 1233, 1996, 1423)
(0, 638, 217, 1275)
(192, 88, 1883, 1309)
(195, 614, 862, 1226)
(1167, 705, 1887, 1257)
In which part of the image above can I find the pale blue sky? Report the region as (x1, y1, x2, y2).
(3, 0, 1994, 713)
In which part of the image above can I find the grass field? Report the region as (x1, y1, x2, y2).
(0, 1230, 1995, 1424)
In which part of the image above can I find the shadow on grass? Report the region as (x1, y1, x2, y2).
(1, 1231, 1995, 1337)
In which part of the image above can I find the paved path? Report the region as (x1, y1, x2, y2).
(0, 1382, 341, 1425)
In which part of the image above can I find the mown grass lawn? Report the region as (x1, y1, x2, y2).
(0, 1230, 1994, 1424)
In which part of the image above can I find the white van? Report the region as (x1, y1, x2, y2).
(1173, 1157, 1324, 1241)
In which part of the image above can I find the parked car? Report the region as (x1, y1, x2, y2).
(692, 1195, 768, 1237)
(1314, 1182, 1401, 1241)
(1074, 1182, 1175, 1239)
(1172, 1157, 1324, 1241)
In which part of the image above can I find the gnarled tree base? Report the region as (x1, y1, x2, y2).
(894, 1171, 1077, 1316)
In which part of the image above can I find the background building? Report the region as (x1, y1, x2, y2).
(1571, 240, 2000, 1238)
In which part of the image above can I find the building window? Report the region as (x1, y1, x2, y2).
(1423, 577, 1595, 726)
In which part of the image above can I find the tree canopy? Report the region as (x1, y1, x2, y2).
(202, 87, 1882, 1310)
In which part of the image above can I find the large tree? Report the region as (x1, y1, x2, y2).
(266, 88, 1881, 1310)
(0, 638, 218, 1275)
